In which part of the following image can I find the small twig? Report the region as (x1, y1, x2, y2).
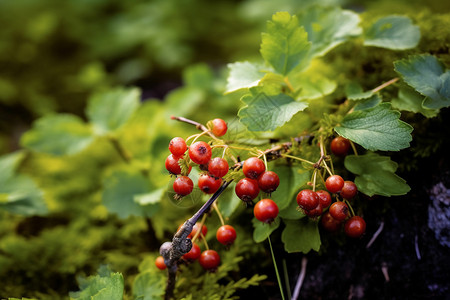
(171, 116, 218, 140)
(160, 180, 233, 300)
(371, 77, 399, 94)
(415, 234, 421, 260)
(366, 221, 384, 248)
(381, 262, 390, 282)
(292, 256, 308, 300)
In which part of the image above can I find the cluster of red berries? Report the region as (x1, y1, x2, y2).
(297, 174, 365, 238)
(165, 119, 229, 198)
(155, 222, 237, 271)
(234, 157, 280, 223)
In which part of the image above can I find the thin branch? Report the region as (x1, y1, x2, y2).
(371, 77, 399, 93)
(292, 256, 308, 300)
(366, 221, 384, 248)
(171, 115, 218, 140)
(415, 234, 422, 260)
(160, 180, 233, 300)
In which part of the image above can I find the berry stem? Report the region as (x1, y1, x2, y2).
(350, 140, 358, 156)
(283, 76, 295, 92)
(344, 199, 356, 217)
(311, 169, 318, 192)
(281, 154, 315, 165)
(268, 236, 286, 300)
(262, 153, 269, 170)
(282, 259, 292, 300)
(213, 202, 225, 226)
(191, 214, 207, 244)
(201, 234, 209, 250)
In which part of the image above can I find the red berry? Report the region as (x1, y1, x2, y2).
(198, 174, 222, 194)
(189, 141, 212, 165)
(211, 118, 227, 137)
(296, 189, 320, 211)
(155, 256, 166, 270)
(329, 201, 349, 221)
(235, 178, 260, 202)
(340, 181, 358, 199)
(208, 157, 229, 178)
(242, 157, 266, 179)
(169, 137, 187, 156)
(191, 223, 208, 239)
(199, 250, 220, 271)
(325, 175, 345, 194)
(216, 225, 237, 246)
(257, 171, 280, 193)
(321, 211, 342, 232)
(331, 136, 351, 156)
(316, 190, 332, 209)
(344, 216, 366, 238)
(304, 203, 323, 218)
(182, 243, 201, 261)
(173, 176, 194, 196)
(254, 199, 279, 224)
(165, 154, 182, 175)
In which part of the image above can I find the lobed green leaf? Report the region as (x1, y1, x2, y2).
(391, 86, 439, 118)
(21, 114, 94, 156)
(252, 217, 280, 243)
(102, 168, 152, 219)
(70, 266, 124, 300)
(238, 87, 308, 131)
(260, 12, 311, 75)
(334, 103, 413, 151)
(297, 5, 362, 58)
(345, 153, 410, 196)
(281, 219, 321, 253)
(364, 15, 420, 50)
(225, 61, 265, 93)
(86, 87, 141, 135)
(394, 54, 450, 110)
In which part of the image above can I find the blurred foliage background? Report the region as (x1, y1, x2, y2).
(0, 0, 449, 299)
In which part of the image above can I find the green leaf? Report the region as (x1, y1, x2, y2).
(394, 54, 450, 109)
(260, 12, 311, 75)
(21, 114, 94, 156)
(86, 87, 141, 135)
(345, 82, 373, 100)
(252, 217, 280, 243)
(353, 95, 382, 111)
(364, 15, 420, 50)
(281, 219, 321, 253)
(132, 270, 165, 300)
(164, 86, 205, 118)
(334, 103, 413, 151)
(102, 168, 151, 218)
(217, 182, 242, 219)
(271, 165, 310, 211)
(225, 61, 265, 93)
(345, 153, 410, 196)
(238, 87, 308, 131)
(297, 5, 361, 58)
(291, 72, 337, 100)
(391, 86, 439, 118)
(0, 152, 47, 216)
(70, 266, 124, 300)
(134, 188, 164, 218)
(0, 151, 26, 179)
